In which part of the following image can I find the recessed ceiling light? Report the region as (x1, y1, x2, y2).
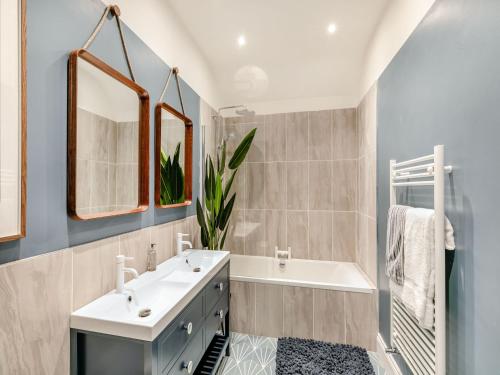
(237, 35, 246, 47)
(327, 23, 337, 34)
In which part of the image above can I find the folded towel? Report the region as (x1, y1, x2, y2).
(385, 205, 411, 285)
(391, 208, 455, 330)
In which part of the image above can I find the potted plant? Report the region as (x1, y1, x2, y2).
(196, 128, 256, 250)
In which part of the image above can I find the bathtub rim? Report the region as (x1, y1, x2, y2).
(229, 254, 376, 294)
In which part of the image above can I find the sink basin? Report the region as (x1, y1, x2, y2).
(70, 249, 229, 341)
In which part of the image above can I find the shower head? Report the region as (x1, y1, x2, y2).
(235, 108, 256, 116)
(215, 104, 255, 118)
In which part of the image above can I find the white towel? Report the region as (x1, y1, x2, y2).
(391, 208, 455, 330)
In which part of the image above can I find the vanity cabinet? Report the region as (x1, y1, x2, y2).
(71, 263, 230, 375)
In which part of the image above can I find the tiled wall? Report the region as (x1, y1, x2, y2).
(76, 108, 139, 214)
(222, 110, 358, 262)
(229, 281, 378, 351)
(0, 215, 199, 374)
(356, 84, 378, 284)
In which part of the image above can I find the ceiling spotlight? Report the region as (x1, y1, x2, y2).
(237, 35, 246, 47)
(327, 23, 337, 34)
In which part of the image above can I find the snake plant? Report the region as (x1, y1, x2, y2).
(160, 142, 185, 205)
(197, 128, 256, 250)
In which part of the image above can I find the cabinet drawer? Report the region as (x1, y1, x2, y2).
(205, 264, 229, 313)
(204, 290, 229, 349)
(158, 292, 204, 374)
(166, 326, 204, 375)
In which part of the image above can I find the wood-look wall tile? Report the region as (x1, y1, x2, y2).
(357, 213, 377, 284)
(286, 161, 308, 210)
(230, 281, 256, 335)
(0, 250, 72, 375)
(245, 162, 265, 209)
(73, 237, 119, 310)
(332, 108, 357, 160)
(228, 162, 246, 210)
(309, 110, 332, 160)
(308, 211, 333, 261)
(309, 161, 333, 210)
(76, 159, 91, 210)
(244, 210, 266, 256)
(265, 162, 286, 209)
(332, 212, 357, 262)
(150, 222, 174, 264)
(332, 160, 357, 211)
(313, 289, 345, 344)
(345, 291, 378, 351)
(286, 112, 308, 161)
(265, 114, 286, 161)
(256, 283, 284, 337)
(119, 228, 150, 278)
(286, 211, 308, 259)
(265, 210, 286, 257)
(224, 209, 245, 254)
(246, 122, 265, 162)
(283, 286, 314, 339)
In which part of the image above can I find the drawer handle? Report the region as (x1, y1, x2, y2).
(183, 322, 193, 335)
(216, 309, 224, 320)
(182, 360, 193, 374)
(216, 282, 224, 291)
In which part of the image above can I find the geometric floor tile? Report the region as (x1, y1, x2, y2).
(217, 333, 388, 375)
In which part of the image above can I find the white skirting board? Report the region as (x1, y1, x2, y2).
(377, 333, 403, 375)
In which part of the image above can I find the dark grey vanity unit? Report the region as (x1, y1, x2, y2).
(71, 264, 230, 375)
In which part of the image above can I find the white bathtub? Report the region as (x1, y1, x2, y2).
(230, 255, 375, 294)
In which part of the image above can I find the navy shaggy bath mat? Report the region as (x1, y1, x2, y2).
(276, 337, 375, 375)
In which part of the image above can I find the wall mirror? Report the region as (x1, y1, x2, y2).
(155, 68, 193, 208)
(155, 103, 193, 207)
(0, 0, 26, 242)
(68, 49, 149, 220)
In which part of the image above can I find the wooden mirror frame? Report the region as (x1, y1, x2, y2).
(154, 103, 193, 208)
(67, 49, 150, 220)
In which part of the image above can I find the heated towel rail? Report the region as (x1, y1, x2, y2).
(389, 145, 453, 375)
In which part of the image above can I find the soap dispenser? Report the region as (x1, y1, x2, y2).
(147, 243, 157, 272)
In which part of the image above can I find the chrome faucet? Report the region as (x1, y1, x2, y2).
(116, 255, 139, 294)
(177, 233, 193, 256)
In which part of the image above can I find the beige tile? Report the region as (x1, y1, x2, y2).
(244, 210, 266, 256)
(309, 110, 332, 160)
(286, 162, 308, 210)
(333, 212, 357, 262)
(108, 121, 117, 163)
(265, 210, 286, 257)
(345, 291, 378, 351)
(332, 108, 357, 160)
(286, 211, 308, 259)
(313, 289, 345, 343)
(230, 281, 256, 335)
(223, 209, 245, 254)
(283, 286, 314, 339)
(73, 237, 119, 310)
(357, 213, 377, 284)
(358, 153, 376, 218)
(119, 228, 150, 278)
(76, 159, 91, 210)
(286, 112, 308, 161)
(116, 121, 138, 163)
(108, 163, 116, 208)
(90, 161, 109, 208)
(309, 161, 333, 210)
(116, 164, 138, 207)
(245, 162, 265, 209)
(92, 114, 111, 162)
(246, 122, 265, 162)
(150, 223, 174, 264)
(256, 284, 283, 337)
(265, 162, 286, 209)
(227, 163, 246, 210)
(265, 114, 286, 161)
(332, 160, 357, 211)
(188, 215, 202, 249)
(0, 250, 71, 375)
(308, 211, 333, 261)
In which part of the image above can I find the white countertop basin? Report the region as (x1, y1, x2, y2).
(70, 250, 230, 341)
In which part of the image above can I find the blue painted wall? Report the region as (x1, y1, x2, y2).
(0, 0, 201, 264)
(377, 0, 500, 373)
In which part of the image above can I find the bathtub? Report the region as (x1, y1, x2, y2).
(230, 255, 375, 294)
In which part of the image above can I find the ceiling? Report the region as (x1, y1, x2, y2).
(167, 0, 390, 108)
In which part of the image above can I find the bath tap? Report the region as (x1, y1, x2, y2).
(177, 233, 193, 256)
(275, 246, 291, 267)
(116, 255, 139, 294)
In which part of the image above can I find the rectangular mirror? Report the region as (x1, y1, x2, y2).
(0, 0, 26, 242)
(155, 103, 192, 208)
(68, 50, 149, 220)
